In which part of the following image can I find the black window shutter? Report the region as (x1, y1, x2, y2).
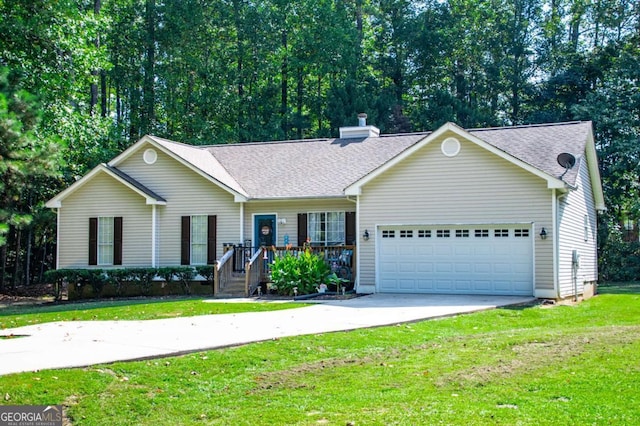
(181, 216, 190, 265)
(89, 217, 98, 265)
(297, 213, 307, 245)
(345, 212, 356, 245)
(207, 215, 217, 264)
(113, 217, 123, 265)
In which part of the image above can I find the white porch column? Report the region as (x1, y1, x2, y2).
(151, 204, 157, 267)
(239, 202, 245, 243)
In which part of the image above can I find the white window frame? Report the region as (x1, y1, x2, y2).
(308, 211, 345, 246)
(97, 217, 114, 266)
(191, 215, 208, 265)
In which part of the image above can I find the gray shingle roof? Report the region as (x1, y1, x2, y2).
(205, 133, 429, 199)
(106, 165, 167, 202)
(468, 121, 592, 187)
(151, 121, 592, 199)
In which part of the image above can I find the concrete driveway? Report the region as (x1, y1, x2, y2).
(0, 294, 534, 376)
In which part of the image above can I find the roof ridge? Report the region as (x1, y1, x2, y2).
(468, 121, 587, 132)
(205, 137, 332, 148)
(380, 131, 431, 138)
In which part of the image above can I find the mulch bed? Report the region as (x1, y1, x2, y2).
(0, 284, 61, 306)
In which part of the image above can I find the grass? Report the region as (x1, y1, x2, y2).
(0, 297, 301, 329)
(0, 285, 638, 424)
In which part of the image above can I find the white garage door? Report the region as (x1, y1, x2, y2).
(378, 225, 533, 296)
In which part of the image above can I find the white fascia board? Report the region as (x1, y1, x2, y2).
(345, 122, 567, 195)
(585, 128, 606, 211)
(46, 164, 166, 208)
(45, 164, 106, 208)
(110, 135, 249, 202)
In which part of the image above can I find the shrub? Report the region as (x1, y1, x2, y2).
(270, 248, 330, 296)
(128, 268, 157, 296)
(43, 269, 68, 301)
(158, 266, 196, 295)
(106, 268, 131, 297)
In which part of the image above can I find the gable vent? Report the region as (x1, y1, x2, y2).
(339, 113, 380, 139)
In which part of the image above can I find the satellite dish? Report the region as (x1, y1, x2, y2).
(557, 153, 576, 169)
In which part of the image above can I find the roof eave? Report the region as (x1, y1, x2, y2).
(146, 136, 249, 200)
(46, 164, 167, 208)
(585, 125, 606, 211)
(345, 122, 566, 194)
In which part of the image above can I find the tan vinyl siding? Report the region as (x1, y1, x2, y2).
(243, 199, 356, 246)
(358, 131, 554, 293)
(557, 156, 599, 298)
(118, 146, 239, 265)
(58, 172, 151, 268)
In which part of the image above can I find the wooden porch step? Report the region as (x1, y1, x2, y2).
(215, 275, 247, 298)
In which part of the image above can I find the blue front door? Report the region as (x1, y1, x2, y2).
(254, 215, 276, 248)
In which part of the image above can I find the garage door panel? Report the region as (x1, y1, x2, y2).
(474, 263, 492, 273)
(435, 245, 452, 255)
(398, 262, 415, 273)
(417, 246, 434, 256)
(455, 263, 472, 273)
(398, 279, 415, 290)
(474, 280, 491, 291)
(416, 279, 434, 290)
(436, 263, 453, 273)
(378, 225, 533, 296)
(455, 280, 472, 291)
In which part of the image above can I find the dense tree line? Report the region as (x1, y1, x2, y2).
(0, 0, 638, 288)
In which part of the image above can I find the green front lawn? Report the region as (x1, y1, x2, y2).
(0, 297, 300, 329)
(1, 287, 639, 425)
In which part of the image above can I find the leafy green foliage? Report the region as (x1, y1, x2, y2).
(598, 222, 640, 282)
(0, 67, 60, 247)
(45, 267, 208, 299)
(157, 266, 196, 295)
(270, 249, 330, 295)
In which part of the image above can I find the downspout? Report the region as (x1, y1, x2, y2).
(151, 204, 157, 267)
(355, 195, 361, 293)
(552, 189, 560, 299)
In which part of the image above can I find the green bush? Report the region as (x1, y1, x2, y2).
(44, 267, 210, 299)
(128, 268, 157, 296)
(195, 265, 214, 286)
(106, 268, 132, 297)
(270, 249, 330, 296)
(599, 238, 640, 282)
(157, 267, 196, 295)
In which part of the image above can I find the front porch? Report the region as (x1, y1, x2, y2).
(213, 245, 357, 298)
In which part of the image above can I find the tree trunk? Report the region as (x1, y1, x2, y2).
(89, 0, 102, 116)
(13, 228, 22, 289)
(100, 69, 107, 117)
(280, 29, 288, 138)
(25, 226, 32, 286)
(296, 66, 303, 139)
(142, 0, 156, 135)
(0, 243, 6, 292)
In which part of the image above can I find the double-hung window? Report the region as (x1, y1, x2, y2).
(190, 215, 208, 265)
(98, 218, 114, 265)
(181, 215, 217, 265)
(89, 217, 122, 266)
(308, 212, 345, 245)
